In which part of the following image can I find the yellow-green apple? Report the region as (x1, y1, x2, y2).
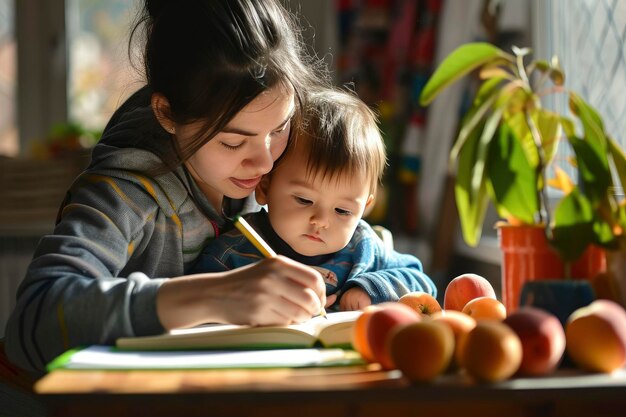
(503, 307, 565, 376)
(565, 299, 626, 373)
(458, 320, 522, 382)
(388, 321, 454, 382)
(444, 273, 497, 311)
(398, 291, 442, 316)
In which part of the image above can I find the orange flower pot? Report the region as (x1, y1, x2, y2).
(498, 224, 606, 312)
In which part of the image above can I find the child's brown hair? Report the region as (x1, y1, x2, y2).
(287, 88, 387, 193)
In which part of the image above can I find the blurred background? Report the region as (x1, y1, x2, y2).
(0, 0, 625, 336)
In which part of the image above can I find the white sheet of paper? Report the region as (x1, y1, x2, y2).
(60, 345, 358, 369)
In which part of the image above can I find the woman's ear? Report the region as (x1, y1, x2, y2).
(151, 93, 176, 134)
(255, 175, 272, 205)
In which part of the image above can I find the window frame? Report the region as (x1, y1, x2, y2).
(15, 0, 67, 153)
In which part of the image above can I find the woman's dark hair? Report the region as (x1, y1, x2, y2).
(130, 0, 328, 169)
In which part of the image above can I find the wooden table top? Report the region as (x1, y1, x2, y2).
(35, 364, 626, 417)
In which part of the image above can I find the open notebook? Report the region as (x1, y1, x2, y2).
(116, 310, 362, 351)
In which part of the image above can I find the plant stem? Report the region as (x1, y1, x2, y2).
(525, 108, 552, 237)
(517, 49, 552, 236)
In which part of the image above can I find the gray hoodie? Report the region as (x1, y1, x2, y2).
(4, 87, 258, 373)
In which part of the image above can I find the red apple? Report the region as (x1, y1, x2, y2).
(444, 273, 497, 311)
(366, 303, 421, 370)
(504, 306, 565, 376)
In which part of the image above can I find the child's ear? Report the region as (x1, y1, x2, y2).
(362, 194, 375, 217)
(255, 175, 271, 205)
(151, 93, 175, 134)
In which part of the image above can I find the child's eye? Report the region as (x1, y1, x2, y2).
(295, 196, 312, 205)
(220, 141, 244, 150)
(335, 208, 352, 216)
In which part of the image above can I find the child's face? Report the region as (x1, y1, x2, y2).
(256, 146, 374, 256)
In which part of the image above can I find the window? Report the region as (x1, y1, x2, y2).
(66, 0, 140, 131)
(534, 0, 626, 182)
(0, 0, 17, 156)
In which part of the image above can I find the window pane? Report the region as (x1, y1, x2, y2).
(551, 0, 626, 141)
(544, 0, 626, 185)
(67, 0, 140, 131)
(0, 0, 17, 156)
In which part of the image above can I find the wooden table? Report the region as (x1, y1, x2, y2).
(35, 364, 626, 417)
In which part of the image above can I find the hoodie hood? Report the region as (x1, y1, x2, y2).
(89, 86, 176, 173)
(83, 86, 257, 227)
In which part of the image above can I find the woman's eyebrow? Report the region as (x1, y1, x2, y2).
(222, 110, 295, 136)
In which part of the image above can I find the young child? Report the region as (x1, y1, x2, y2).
(191, 89, 436, 311)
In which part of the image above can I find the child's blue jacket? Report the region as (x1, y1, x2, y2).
(191, 210, 436, 305)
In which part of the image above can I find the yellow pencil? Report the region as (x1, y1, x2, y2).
(233, 215, 328, 319)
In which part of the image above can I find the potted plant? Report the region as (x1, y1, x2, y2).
(418, 42, 626, 312)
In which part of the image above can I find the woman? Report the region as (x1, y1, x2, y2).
(5, 0, 330, 373)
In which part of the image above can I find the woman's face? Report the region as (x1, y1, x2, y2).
(177, 85, 295, 209)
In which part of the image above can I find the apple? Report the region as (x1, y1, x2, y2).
(565, 299, 626, 373)
(388, 321, 454, 382)
(366, 303, 421, 370)
(398, 291, 442, 316)
(503, 307, 565, 376)
(431, 310, 477, 339)
(351, 305, 383, 362)
(458, 320, 522, 382)
(444, 273, 497, 311)
(431, 310, 477, 370)
(462, 296, 507, 321)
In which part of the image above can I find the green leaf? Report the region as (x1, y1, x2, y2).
(560, 116, 576, 139)
(607, 136, 626, 194)
(592, 216, 617, 246)
(565, 96, 612, 206)
(531, 60, 550, 73)
(487, 121, 538, 224)
(455, 121, 490, 246)
(504, 111, 539, 169)
(472, 108, 503, 197)
(420, 43, 509, 105)
(475, 76, 505, 105)
(567, 136, 612, 204)
(569, 92, 607, 151)
(551, 188, 596, 261)
(503, 109, 561, 171)
(450, 81, 500, 163)
(535, 110, 562, 165)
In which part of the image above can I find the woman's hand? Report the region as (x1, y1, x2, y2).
(339, 287, 372, 311)
(157, 256, 326, 329)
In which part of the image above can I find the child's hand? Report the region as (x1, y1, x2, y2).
(325, 293, 338, 307)
(339, 287, 371, 311)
